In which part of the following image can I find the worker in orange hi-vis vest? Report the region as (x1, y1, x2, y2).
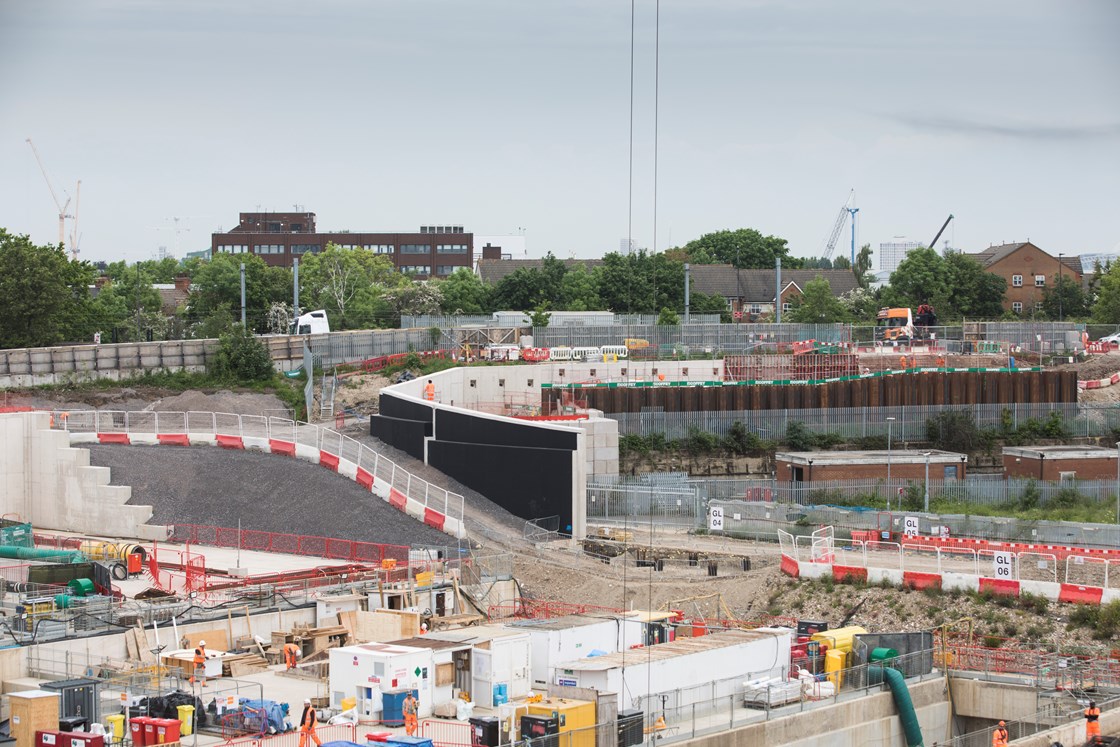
(298, 699, 321, 747)
(899, 354, 907, 371)
(424, 380, 435, 401)
(991, 720, 1009, 747)
(1086, 700, 1101, 740)
(403, 691, 419, 736)
(283, 642, 301, 670)
(190, 640, 208, 686)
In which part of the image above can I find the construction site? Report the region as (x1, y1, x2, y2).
(2, 327, 1120, 747)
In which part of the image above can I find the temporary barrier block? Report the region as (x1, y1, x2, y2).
(320, 451, 340, 471)
(356, 468, 374, 490)
(978, 577, 1020, 598)
(1059, 583, 1104, 605)
(97, 432, 131, 444)
(389, 488, 408, 511)
(423, 508, 445, 531)
(780, 554, 800, 578)
(903, 571, 942, 591)
(215, 434, 244, 449)
(156, 434, 190, 446)
(832, 565, 867, 584)
(269, 439, 296, 456)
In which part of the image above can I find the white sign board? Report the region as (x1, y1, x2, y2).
(709, 506, 725, 531)
(903, 516, 920, 537)
(992, 551, 1014, 579)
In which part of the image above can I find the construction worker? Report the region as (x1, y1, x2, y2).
(908, 354, 916, 370)
(936, 355, 946, 368)
(283, 642, 301, 670)
(992, 720, 1009, 747)
(1085, 700, 1101, 741)
(423, 379, 435, 401)
(402, 691, 419, 736)
(899, 354, 907, 371)
(190, 640, 208, 686)
(298, 699, 321, 747)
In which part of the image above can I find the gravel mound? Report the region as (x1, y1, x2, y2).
(86, 444, 455, 548)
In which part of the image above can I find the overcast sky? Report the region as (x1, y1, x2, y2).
(2, 0, 1118, 266)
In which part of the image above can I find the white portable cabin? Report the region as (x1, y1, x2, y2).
(388, 637, 474, 709)
(328, 642, 434, 718)
(505, 612, 677, 690)
(292, 309, 330, 335)
(553, 629, 791, 710)
(424, 625, 532, 708)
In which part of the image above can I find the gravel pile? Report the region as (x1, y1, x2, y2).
(87, 444, 454, 548)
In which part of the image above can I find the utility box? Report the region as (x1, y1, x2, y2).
(42, 679, 101, 724)
(526, 699, 595, 747)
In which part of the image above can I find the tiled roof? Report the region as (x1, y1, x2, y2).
(477, 258, 603, 284)
(689, 265, 859, 300)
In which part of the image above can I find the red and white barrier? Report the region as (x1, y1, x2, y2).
(1078, 370, 1120, 389)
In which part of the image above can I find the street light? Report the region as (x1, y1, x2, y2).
(923, 451, 932, 513)
(1058, 253, 1064, 322)
(886, 417, 896, 511)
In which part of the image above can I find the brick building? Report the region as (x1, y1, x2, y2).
(968, 242, 1082, 316)
(1002, 445, 1118, 481)
(678, 266, 859, 321)
(211, 211, 473, 278)
(776, 450, 968, 482)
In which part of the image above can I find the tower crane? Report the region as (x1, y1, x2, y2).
(26, 138, 78, 259)
(927, 214, 954, 252)
(820, 189, 855, 263)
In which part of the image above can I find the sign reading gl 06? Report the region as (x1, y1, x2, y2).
(992, 551, 1014, 579)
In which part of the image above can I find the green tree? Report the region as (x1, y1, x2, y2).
(882, 247, 950, 311)
(838, 286, 880, 323)
(381, 282, 443, 323)
(689, 290, 730, 319)
(831, 256, 851, 270)
(1092, 262, 1120, 323)
(88, 264, 166, 341)
(492, 267, 547, 310)
(0, 229, 95, 348)
(788, 275, 850, 323)
(212, 326, 274, 381)
(594, 251, 684, 313)
(854, 243, 875, 288)
(1041, 274, 1089, 319)
(559, 264, 602, 311)
(438, 268, 492, 314)
(943, 252, 1006, 319)
(188, 253, 291, 332)
(299, 244, 399, 329)
(677, 228, 800, 269)
(657, 307, 680, 325)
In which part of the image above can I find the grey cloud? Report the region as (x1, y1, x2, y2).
(892, 115, 1120, 141)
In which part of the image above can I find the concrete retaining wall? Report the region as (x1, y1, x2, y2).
(0, 340, 217, 387)
(0, 412, 166, 540)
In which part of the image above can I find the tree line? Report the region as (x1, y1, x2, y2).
(0, 225, 1106, 350)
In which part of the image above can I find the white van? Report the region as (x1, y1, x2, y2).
(291, 310, 330, 335)
(600, 345, 629, 360)
(549, 346, 574, 362)
(572, 346, 602, 361)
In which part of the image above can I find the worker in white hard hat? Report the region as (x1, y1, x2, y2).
(299, 699, 321, 747)
(191, 640, 208, 686)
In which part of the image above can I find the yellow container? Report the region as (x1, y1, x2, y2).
(415, 571, 434, 587)
(177, 705, 195, 736)
(527, 699, 596, 747)
(825, 649, 846, 690)
(106, 713, 126, 739)
(341, 697, 357, 712)
(810, 625, 867, 654)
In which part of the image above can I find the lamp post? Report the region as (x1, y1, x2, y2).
(923, 451, 932, 513)
(1058, 253, 1064, 322)
(886, 417, 896, 511)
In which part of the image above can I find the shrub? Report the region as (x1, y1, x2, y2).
(723, 421, 762, 455)
(683, 427, 720, 455)
(784, 421, 816, 451)
(212, 327, 274, 382)
(927, 410, 981, 451)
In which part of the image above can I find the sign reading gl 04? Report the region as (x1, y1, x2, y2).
(709, 506, 725, 531)
(992, 551, 1014, 579)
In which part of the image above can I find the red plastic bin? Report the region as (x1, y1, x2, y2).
(36, 731, 64, 747)
(152, 719, 181, 744)
(366, 734, 392, 743)
(130, 718, 150, 747)
(142, 719, 158, 746)
(67, 734, 105, 747)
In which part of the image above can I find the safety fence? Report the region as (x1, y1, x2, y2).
(611, 401, 1120, 440)
(588, 484, 1120, 548)
(167, 524, 412, 566)
(220, 722, 355, 747)
(943, 692, 1120, 747)
(53, 410, 466, 537)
